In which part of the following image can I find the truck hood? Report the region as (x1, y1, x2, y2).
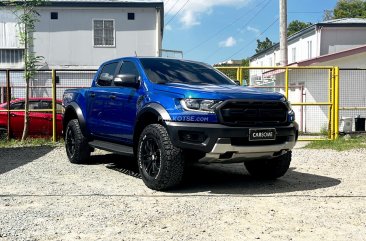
(153, 83, 284, 101)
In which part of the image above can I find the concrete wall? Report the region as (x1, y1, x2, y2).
(33, 7, 160, 68)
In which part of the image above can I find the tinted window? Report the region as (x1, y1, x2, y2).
(118, 61, 139, 76)
(97, 62, 118, 86)
(139, 58, 235, 85)
(10, 102, 24, 110)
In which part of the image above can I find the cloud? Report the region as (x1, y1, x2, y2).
(246, 26, 260, 34)
(165, 25, 173, 31)
(164, 0, 252, 28)
(219, 36, 237, 48)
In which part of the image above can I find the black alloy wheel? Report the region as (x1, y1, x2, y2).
(140, 137, 161, 178)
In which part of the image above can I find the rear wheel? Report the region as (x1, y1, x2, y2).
(65, 119, 90, 164)
(0, 128, 7, 140)
(137, 124, 184, 190)
(244, 151, 292, 179)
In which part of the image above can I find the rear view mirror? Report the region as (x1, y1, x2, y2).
(114, 74, 140, 88)
(97, 73, 113, 86)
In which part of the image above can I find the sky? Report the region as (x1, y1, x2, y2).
(160, 0, 339, 65)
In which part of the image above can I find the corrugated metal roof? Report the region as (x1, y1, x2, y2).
(320, 18, 366, 24)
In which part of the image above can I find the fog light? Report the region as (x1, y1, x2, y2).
(179, 131, 207, 143)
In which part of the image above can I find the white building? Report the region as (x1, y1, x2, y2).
(250, 18, 366, 71)
(0, 0, 164, 69)
(249, 19, 366, 133)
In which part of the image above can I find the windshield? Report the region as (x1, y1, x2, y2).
(139, 58, 235, 85)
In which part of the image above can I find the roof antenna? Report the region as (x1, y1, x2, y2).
(134, 51, 138, 57)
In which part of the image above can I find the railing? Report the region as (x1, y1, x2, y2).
(216, 66, 340, 140)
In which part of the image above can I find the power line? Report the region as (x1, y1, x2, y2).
(222, 18, 279, 62)
(165, 0, 180, 16)
(186, 0, 270, 54)
(165, 0, 190, 27)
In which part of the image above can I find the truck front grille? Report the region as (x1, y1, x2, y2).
(218, 100, 288, 126)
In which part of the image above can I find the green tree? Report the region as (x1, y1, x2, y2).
(325, 0, 366, 20)
(5, 0, 46, 141)
(255, 37, 273, 53)
(287, 20, 312, 36)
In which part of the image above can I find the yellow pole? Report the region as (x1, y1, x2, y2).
(239, 67, 243, 85)
(236, 68, 240, 83)
(52, 69, 57, 142)
(334, 67, 340, 139)
(331, 67, 336, 140)
(327, 69, 331, 139)
(285, 68, 289, 98)
(329, 68, 334, 140)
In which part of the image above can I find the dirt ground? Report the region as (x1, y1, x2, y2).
(0, 144, 365, 241)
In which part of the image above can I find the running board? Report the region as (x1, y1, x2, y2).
(89, 140, 134, 156)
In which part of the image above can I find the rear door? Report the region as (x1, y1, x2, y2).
(28, 100, 50, 136)
(86, 61, 119, 138)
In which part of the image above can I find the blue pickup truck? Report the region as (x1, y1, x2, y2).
(62, 57, 298, 190)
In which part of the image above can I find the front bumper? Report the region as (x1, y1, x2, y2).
(165, 121, 298, 163)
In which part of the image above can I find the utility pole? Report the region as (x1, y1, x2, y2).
(279, 0, 288, 66)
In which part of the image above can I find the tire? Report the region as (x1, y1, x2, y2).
(65, 119, 90, 164)
(0, 128, 7, 140)
(244, 151, 292, 179)
(137, 124, 184, 190)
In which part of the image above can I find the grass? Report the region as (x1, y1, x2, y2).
(0, 138, 63, 148)
(305, 135, 366, 151)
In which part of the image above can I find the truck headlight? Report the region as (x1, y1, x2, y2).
(180, 99, 222, 113)
(288, 109, 295, 122)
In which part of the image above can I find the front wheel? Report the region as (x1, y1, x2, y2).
(137, 124, 184, 190)
(244, 151, 292, 179)
(65, 119, 90, 164)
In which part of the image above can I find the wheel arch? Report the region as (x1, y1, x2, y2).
(63, 102, 87, 137)
(133, 103, 171, 154)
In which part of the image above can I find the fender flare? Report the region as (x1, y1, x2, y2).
(63, 102, 88, 137)
(136, 103, 171, 123)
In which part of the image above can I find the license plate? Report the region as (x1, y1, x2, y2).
(249, 128, 276, 141)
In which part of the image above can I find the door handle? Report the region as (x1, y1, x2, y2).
(109, 95, 116, 100)
(10, 113, 16, 117)
(89, 92, 96, 97)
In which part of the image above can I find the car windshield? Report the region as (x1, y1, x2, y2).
(139, 58, 235, 85)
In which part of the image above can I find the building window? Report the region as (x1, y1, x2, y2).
(307, 41, 312, 59)
(128, 13, 135, 20)
(93, 19, 115, 47)
(0, 49, 24, 65)
(291, 47, 296, 63)
(51, 12, 58, 20)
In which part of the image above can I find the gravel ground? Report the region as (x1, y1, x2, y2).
(0, 143, 366, 241)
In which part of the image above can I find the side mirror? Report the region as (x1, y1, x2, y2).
(97, 73, 113, 86)
(114, 74, 140, 88)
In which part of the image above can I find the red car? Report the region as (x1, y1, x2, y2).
(0, 98, 63, 139)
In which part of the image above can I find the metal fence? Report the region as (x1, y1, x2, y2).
(216, 66, 339, 140)
(0, 69, 97, 141)
(339, 69, 366, 132)
(3, 67, 366, 142)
